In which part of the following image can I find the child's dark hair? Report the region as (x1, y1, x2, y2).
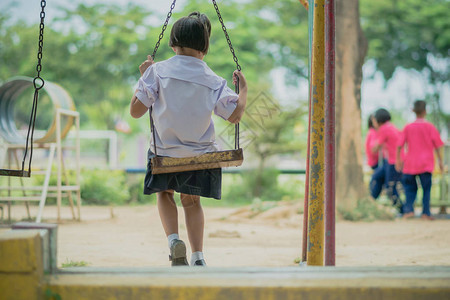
(374, 108, 391, 125)
(368, 114, 374, 129)
(413, 100, 426, 115)
(169, 12, 211, 54)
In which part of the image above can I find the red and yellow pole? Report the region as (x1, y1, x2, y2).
(324, 0, 336, 266)
(307, 0, 325, 266)
(301, 0, 313, 264)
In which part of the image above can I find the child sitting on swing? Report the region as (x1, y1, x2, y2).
(129, 12, 247, 266)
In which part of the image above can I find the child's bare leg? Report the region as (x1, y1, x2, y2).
(180, 193, 204, 252)
(159, 190, 188, 266)
(157, 190, 178, 236)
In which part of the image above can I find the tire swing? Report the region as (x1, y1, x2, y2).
(149, 0, 244, 174)
(0, 0, 47, 178)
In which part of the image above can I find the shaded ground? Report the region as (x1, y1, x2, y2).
(2, 202, 450, 268)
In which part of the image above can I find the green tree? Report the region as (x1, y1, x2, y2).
(244, 0, 309, 82)
(361, 0, 450, 131)
(247, 103, 307, 197)
(49, 3, 154, 129)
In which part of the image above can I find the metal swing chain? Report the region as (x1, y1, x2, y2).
(151, 0, 177, 60)
(211, 0, 241, 72)
(149, 0, 177, 156)
(149, 0, 242, 152)
(22, 0, 46, 175)
(212, 0, 241, 149)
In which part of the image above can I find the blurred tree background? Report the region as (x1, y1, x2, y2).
(360, 0, 450, 133)
(0, 0, 448, 206)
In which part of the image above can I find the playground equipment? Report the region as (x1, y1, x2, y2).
(148, 0, 243, 174)
(0, 0, 81, 222)
(0, 1, 47, 178)
(432, 142, 450, 214)
(0, 77, 81, 222)
(0, 77, 75, 144)
(300, 0, 336, 266)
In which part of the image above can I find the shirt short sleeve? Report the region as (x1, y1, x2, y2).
(430, 124, 444, 149)
(397, 128, 406, 147)
(135, 65, 159, 108)
(376, 126, 387, 145)
(214, 83, 238, 120)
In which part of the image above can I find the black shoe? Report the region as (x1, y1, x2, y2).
(169, 239, 188, 266)
(193, 259, 207, 266)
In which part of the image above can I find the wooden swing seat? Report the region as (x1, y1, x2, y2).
(0, 169, 30, 177)
(151, 148, 243, 174)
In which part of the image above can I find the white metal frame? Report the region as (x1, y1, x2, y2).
(0, 109, 81, 222)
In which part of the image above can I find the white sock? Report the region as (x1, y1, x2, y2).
(167, 233, 179, 248)
(190, 251, 204, 265)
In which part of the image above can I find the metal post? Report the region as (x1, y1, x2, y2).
(302, 0, 315, 263)
(307, 0, 325, 266)
(56, 109, 62, 221)
(7, 149, 11, 222)
(324, 0, 336, 266)
(75, 113, 81, 221)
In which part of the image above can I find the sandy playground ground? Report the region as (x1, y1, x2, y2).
(2, 202, 450, 268)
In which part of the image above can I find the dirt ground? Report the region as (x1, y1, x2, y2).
(2, 202, 450, 268)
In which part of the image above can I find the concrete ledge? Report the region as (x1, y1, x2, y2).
(1, 229, 450, 300)
(44, 267, 450, 300)
(0, 274, 42, 300)
(12, 222, 58, 273)
(0, 230, 43, 300)
(0, 230, 43, 273)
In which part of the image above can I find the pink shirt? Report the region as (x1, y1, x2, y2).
(376, 122, 401, 165)
(398, 118, 444, 175)
(365, 128, 379, 167)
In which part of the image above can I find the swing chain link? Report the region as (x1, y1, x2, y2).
(152, 0, 177, 60)
(21, 0, 46, 175)
(212, 0, 241, 71)
(33, 0, 46, 90)
(212, 0, 241, 149)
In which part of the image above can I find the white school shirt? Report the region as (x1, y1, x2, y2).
(135, 55, 238, 158)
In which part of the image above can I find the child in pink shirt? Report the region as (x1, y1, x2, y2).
(366, 116, 379, 169)
(396, 100, 444, 220)
(367, 115, 386, 200)
(371, 108, 403, 212)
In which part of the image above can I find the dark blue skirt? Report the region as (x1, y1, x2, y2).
(143, 150, 222, 199)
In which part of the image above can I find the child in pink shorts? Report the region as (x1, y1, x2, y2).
(395, 100, 444, 220)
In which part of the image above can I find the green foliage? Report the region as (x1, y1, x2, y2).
(245, 0, 310, 82)
(248, 104, 308, 165)
(250, 198, 277, 213)
(338, 198, 395, 222)
(361, 0, 450, 130)
(80, 169, 130, 205)
(361, 0, 449, 81)
(44, 289, 62, 300)
(61, 259, 90, 268)
(126, 174, 156, 204)
(33, 168, 130, 205)
(223, 168, 300, 203)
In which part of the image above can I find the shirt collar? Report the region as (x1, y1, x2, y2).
(155, 55, 224, 90)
